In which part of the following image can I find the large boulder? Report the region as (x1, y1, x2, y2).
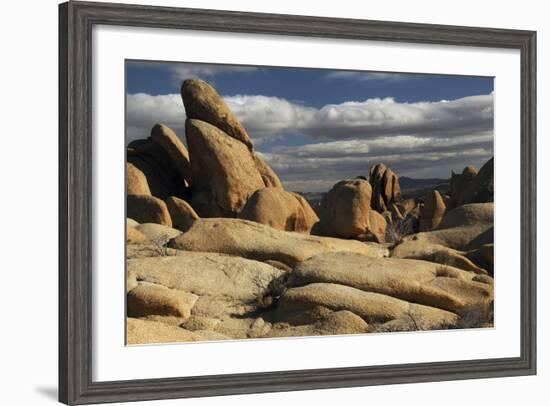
(315, 179, 373, 239)
(449, 165, 478, 208)
(369, 163, 402, 212)
(168, 218, 388, 266)
(127, 252, 284, 319)
(150, 124, 192, 185)
(127, 195, 172, 227)
(419, 190, 446, 231)
(276, 282, 458, 329)
(461, 157, 494, 205)
(181, 79, 253, 149)
(403, 203, 493, 250)
(165, 196, 199, 232)
(127, 129, 188, 200)
(186, 119, 265, 217)
(127, 282, 198, 318)
(239, 188, 319, 233)
(126, 162, 151, 196)
(367, 210, 387, 243)
(288, 252, 493, 314)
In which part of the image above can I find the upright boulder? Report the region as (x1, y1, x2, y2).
(127, 125, 188, 200)
(181, 79, 253, 149)
(315, 179, 373, 239)
(461, 157, 494, 205)
(449, 165, 478, 208)
(185, 119, 265, 217)
(150, 124, 192, 186)
(239, 188, 319, 233)
(126, 162, 151, 196)
(367, 210, 387, 243)
(369, 163, 402, 212)
(419, 190, 447, 232)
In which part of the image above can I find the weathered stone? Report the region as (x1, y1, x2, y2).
(181, 79, 253, 149)
(266, 311, 369, 338)
(165, 196, 199, 232)
(462, 157, 494, 205)
(369, 163, 402, 212)
(449, 165, 478, 208)
(127, 226, 148, 245)
(253, 153, 283, 188)
(127, 137, 187, 200)
(419, 190, 446, 232)
(391, 240, 487, 274)
(168, 218, 388, 266)
(127, 162, 151, 196)
(186, 119, 264, 217)
(127, 252, 284, 319)
(239, 187, 319, 233)
(276, 283, 458, 329)
(127, 318, 201, 344)
(150, 124, 192, 185)
(127, 194, 172, 227)
(136, 223, 181, 245)
(316, 179, 373, 239)
(289, 252, 493, 313)
(405, 203, 493, 250)
(127, 218, 140, 228)
(127, 282, 198, 318)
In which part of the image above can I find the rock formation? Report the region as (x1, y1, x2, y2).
(419, 189, 447, 231)
(180, 79, 283, 218)
(124, 77, 494, 344)
(315, 179, 378, 240)
(165, 196, 199, 232)
(127, 195, 172, 227)
(185, 118, 265, 217)
(449, 157, 493, 208)
(369, 163, 402, 212)
(239, 187, 319, 233)
(168, 218, 387, 266)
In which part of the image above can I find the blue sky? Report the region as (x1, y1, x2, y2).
(126, 61, 494, 192)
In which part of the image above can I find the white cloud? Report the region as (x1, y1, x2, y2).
(127, 92, 494, 144)
(126, 91, 493, 192)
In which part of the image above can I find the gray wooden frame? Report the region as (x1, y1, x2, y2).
(59, 1, 537, 404)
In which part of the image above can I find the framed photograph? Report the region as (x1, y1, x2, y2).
(59, 1, 536, 404)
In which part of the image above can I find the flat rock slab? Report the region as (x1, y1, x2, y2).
(168, 218, 388, 266)
(289, 252, 493, 313)
(127, 252, 285, 318)
(277, 282, 458, 329)
(391, 240, 487, 274)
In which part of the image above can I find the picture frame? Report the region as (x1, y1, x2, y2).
(59, 1, 537, 404)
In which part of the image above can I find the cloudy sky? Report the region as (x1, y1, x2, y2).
(126, 61, 494, 192)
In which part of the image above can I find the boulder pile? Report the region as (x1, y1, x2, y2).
(126, 78, 495, 344)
